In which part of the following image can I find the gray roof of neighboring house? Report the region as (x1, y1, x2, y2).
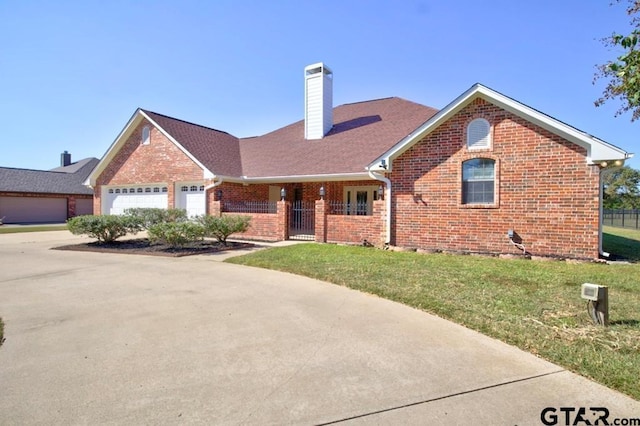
(0, 157, 99, 195)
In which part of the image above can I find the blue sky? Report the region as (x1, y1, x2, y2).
(1, 0, 638, 171)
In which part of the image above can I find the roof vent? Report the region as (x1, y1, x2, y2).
(304, 62, 333, 140)
(60, 150, 71, 167)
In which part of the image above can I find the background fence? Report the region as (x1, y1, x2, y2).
(603, 209, 640, 230)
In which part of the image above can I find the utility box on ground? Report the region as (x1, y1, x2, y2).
(581, 283, 609, 326)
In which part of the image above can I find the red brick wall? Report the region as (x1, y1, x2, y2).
(392, 98, 600, 259)
(324, 200, 384, 246)
(220, 211, 280, 241)
(95, 119, 204, 213)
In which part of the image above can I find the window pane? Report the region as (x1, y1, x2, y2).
(462, 159, 495, 204)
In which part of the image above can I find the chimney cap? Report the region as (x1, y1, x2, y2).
(305, 62, 332, 76)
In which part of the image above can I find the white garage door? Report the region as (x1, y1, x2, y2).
(176, 184, 205, 218)
(104, 186, 168, 215)
(0, 196, 67, 223)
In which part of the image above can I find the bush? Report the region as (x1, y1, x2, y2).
(147, 222, 205, 248)
(198, 215, 251, 245)
(123, 208, 187, 229)
(67, 215, 143, 243)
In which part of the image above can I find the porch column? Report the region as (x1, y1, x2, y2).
(276, 201, 290, 241)
(209, 200, 222, 217)
(314, 199, 328, 243)
(373, 199, 386, 247)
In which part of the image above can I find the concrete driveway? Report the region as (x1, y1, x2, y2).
(0, 231, 638, 425)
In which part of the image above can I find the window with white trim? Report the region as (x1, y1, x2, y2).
(467, 118, 491, 150)
(343, 185, 380, 215)
(462, 158, 495, 204)
(142, 126, 150, 145)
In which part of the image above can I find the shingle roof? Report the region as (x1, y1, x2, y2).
(0, 158, 98, 195)
(140, 97, 438, 180)
(237, 97, 438, 177)
(142, 110, 243, 177)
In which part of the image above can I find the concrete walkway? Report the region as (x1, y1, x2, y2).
(0, 231, 638, 425)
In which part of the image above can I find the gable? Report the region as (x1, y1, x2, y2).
(86, 109, 219, 187)
(95, 119, 204, 186)
(370, 84, 632, 172)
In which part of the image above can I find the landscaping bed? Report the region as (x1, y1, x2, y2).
(53, 238, 253, 257)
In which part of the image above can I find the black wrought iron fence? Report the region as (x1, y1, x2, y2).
(327, 201, 371, 216)
(222, 201, 277, 214)
(603, 209, 640, 230)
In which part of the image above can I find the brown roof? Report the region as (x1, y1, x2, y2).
(142, 110, 243, 177)
(238, 97, 438, 178)
(144, 97, 438, 179)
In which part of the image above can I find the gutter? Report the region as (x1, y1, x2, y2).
(367, 169, 391, 245)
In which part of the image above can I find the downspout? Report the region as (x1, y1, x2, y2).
(204, 178, 224, 215)
(368, 169, 391, 245)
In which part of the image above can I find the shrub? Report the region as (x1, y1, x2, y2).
(123, 208, 187, 229)
(198, 215, 251, 245)
(147, 222, 205, 248)
(67, 215, 143, 243)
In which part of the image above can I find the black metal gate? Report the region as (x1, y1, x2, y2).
(289, 200, 315, 240)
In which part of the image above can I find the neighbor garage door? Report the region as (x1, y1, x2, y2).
(0, 196, 67, 223)
(104, 186, 168, 215)
(76, 198, 94, 216)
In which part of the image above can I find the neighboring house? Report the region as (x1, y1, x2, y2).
(86, 63, 633, 259)
(0, 152, 98, 223)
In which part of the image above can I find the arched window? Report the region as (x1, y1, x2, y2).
(462, 158, 495, 204)
(142, 126, 150, 145)
(467, 118, 491, 150)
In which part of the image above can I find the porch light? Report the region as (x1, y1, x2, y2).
(319, 186, 325, 199)
(380, 159, 387, 169)
(377, 185, 383, 199)
(280, 187, 286, 201)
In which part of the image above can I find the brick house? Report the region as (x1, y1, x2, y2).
(0, 152, 97, 224)
(86, 63, 632, 259)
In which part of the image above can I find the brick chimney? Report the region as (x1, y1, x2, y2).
(60, 151, 71, 167)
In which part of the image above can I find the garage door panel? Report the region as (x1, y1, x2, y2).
(176, 184, 205, 218)
(0, 196, 67, 223)
(76, 198, 94, 216)
(104, 186, 168, 215)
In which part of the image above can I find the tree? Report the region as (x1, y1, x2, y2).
(603, 165, 640, 208)
(595, 1, 640, 120)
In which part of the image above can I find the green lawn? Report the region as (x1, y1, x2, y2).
(603, 225, 640, 262)
(228, 227, 640, 400)
(0, 225, 68, 234)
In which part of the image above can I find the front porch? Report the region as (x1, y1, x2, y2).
(206, 181, 386, 246)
